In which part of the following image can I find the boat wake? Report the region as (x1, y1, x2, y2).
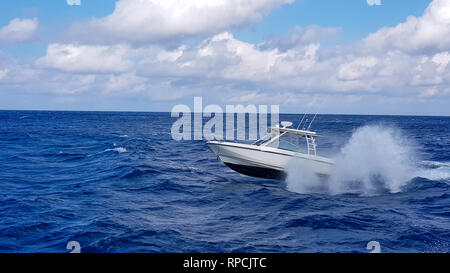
(286, 125, 449, 196)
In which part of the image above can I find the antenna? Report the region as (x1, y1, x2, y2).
(296, 113, 307, 130)
(307, 98, 326, 131)
(297, 96, 318, 130)
(307, 111, 318, 131)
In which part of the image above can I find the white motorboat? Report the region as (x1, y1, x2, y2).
(207, 121, 334, 180)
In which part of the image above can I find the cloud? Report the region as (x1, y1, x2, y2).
(419, 88, 438, 98)
(0, 18, 38, 43)
(135, 28, 450, 101)
(0, 52, 41, 83)
(67, 0, 81, 6)
(0, 69, 8, 81)
(337, 56, 379, 81)
(138, 32, 324, 82)
(69, 0, 293, 44)
(1, 0, 450, 114)
(259, 25, 340, 51)
(364, 0, 450, 54)
(411, 51, 450, 86)
(36, 43, 136, 73)
(366, 0, 381, 6)
(31, 23, 450, 103)
(105, 72, 147, 93)
(46, 74, 97, 94)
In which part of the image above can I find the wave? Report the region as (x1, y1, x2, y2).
(121, 168, 161, 179)
(103, 147, 127, 153)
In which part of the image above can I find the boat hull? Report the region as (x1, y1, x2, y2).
(224, 162, 286, 180)
(208, 141, 334, 180)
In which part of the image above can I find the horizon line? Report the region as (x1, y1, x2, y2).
(0, 109, 448, 118)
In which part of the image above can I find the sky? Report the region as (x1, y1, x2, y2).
(0, 0, 449, 115)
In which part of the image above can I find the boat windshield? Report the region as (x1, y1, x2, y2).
(254, 132, 307, 153)
(278, 133, 305, 152)
(252, 125, 319, 155)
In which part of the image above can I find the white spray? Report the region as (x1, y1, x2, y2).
(286, 125, 420, 195)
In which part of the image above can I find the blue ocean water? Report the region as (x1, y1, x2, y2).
(0, 111, 449, 253)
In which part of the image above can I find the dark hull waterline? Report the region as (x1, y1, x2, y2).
(224, 163, 330, 181)
(224, 163, 286, 180)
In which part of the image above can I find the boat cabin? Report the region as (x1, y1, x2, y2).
(253, 121, 320, 156)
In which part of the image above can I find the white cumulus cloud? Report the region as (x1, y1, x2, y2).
(337, 56, 379, 81)
(70, 0, 294, 44)
(364, 0, 450, 54)
(36, 44, 136, 73)
(0, 18, 38, 43)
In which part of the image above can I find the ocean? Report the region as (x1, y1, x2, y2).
(0, 111, 449, 253)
